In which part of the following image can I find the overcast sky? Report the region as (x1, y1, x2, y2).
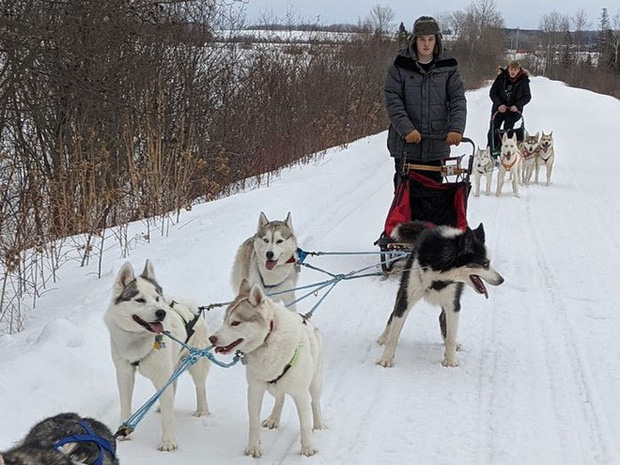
(242, 0, 616, 30)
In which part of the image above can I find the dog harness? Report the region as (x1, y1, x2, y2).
(266, 315, 306, 384)
(501, 153, 519, 170)
(267, 344, 301, 384)
(538, 146, 553, 162)
(53, 420, 116, 465)
(169, 300, 203, 345)
(520, 146, 539, 160)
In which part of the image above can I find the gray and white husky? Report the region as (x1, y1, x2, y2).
(104, 260, 210, 451)
(377, 221, 504, 368)
(536, 131, 555, 185)
(209, 279, 326, 458)
(519, 131, 540, 185)
(473, 146, 495, 196)
(231, 212, 299, 311)
(496, 132, 521, 197)
(0, 412, 118, 465)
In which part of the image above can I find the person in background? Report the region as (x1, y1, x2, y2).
(487, 60, 531, 149)
(385, 16, 467, 187)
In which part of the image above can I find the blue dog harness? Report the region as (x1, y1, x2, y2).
(53, 420, 116, 465)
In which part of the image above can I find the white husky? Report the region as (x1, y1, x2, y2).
(473, 146, 495, 196)
(104, 260, 210, 451)
(231, 212, 299, 310)
(536, 131, 555, 185)
(519, 131, 540, 185)
(209, 279, 326, 458)
(496, 132, 521, 198)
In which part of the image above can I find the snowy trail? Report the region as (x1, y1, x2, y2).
(1, 78, 620, 465)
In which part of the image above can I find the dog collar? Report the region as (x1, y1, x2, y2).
(267, 344, 301, 384)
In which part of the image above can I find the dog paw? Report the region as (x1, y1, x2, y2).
(441, 357, 459, 367)
(261, 417, 279, 429)
(377, 358, 394, 368)
(376, 335, 387, 345)
(301, 445, 318, 456)
(244, 445, 262, 458)
(456, 343, 462, 352)
(158, 438, 178, 452)
(313, 422, 328, 431)
(193, 409, 210, 418)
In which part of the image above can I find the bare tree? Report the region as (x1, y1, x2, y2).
(572, 9, 590, 52)
(362, 5, 395, 37)
(447, 0, 506, 86)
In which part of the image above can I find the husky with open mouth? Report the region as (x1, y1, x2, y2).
(231, 212, 299, 311)
(209, 279, 325, 458)
(104, 260, 210, 451)
(377, 221, 504, 368)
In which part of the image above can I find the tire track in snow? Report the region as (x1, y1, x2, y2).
(526, 190, 616, 464)
(472, 193, 503, 465)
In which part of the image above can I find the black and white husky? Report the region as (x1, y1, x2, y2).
(0, 412, 118, 465)
(104, 260, 210, 451)
(377, 221, 504, 368)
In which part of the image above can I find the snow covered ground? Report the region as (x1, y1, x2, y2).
(1, 77, 619, 464)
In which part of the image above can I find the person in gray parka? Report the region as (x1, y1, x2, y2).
(385, 16, 467, 186)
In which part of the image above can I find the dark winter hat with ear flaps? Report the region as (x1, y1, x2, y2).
(410, 16, 443, 59)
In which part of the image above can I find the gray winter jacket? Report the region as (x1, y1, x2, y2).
(385, 48, 467, 162)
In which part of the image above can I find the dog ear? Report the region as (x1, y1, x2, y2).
(472, 223, 486, 242)
(248, 283, 266, 307)
(114, 262, 135, 294)
(502, 132, 508, 142)
(140, 259, 156, 281)
(258, 212, 269, 231)
(534, 131, 540, 140)
(239, 278, 252, 296)
(284, 211, 293, 231)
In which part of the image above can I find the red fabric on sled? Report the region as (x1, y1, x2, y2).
(384, 179, 411, 237)
(384, 170, 469, 237)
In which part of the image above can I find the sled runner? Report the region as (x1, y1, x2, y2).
(489, 111, 525, 159)
(375, 135, 474, 274)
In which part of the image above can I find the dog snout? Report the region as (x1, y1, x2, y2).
(266, 251, 274, 260)
(208, 335, 218, 345)
(155, 309, 166, 321)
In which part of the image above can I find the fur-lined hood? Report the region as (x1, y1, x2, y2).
(496, 66, 530, 79)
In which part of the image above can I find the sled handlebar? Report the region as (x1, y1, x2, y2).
(419, 134, 475, 151)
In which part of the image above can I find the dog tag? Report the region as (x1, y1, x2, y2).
(153, 334, 166, 350)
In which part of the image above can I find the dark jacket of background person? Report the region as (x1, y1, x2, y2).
(385, 46, 467, 163)
(489, 67, 531, 114)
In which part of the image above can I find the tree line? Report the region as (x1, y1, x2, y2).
(0, 0, 396, 332)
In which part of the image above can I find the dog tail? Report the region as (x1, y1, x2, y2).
(390, 220, 431, 243)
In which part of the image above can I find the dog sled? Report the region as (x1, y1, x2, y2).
(489, 111, 525, 159)
(375, 135, 475, 274)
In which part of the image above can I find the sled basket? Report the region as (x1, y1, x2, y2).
(375, 136, 474, 274)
